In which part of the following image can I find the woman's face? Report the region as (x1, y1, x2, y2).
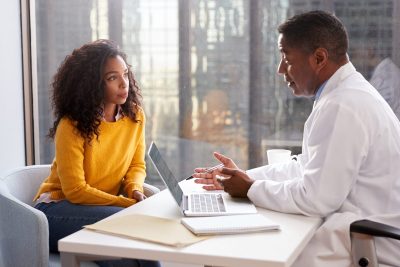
(103, 55, 129, 105)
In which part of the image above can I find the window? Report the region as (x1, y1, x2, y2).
(32, 0, 400, 188)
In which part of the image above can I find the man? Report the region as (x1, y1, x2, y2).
(370, 57, 400, 120)
(193, 10, 400, 266)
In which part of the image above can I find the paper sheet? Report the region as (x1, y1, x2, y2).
(84, 214, 208, 247)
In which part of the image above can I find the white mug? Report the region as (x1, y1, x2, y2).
(267, 149, 292, 164)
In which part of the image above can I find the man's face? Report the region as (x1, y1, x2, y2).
(277, 34, 319, 97)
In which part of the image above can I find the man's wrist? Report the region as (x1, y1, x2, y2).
(244, 171, 255, 194)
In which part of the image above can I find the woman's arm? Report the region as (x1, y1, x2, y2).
(122, 111, 146, 198)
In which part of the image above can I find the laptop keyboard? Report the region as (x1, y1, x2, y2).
(191, 193, 226, 213)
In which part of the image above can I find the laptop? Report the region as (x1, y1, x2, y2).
(148, 141, 257, 217)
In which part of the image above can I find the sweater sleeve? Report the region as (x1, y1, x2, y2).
(122, 111, 146, 198)
(55, 119, 136, 208)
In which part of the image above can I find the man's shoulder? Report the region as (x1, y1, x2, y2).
(326, 68, 377, 103)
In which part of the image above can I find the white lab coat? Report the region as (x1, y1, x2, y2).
(247, 62, 400, 267)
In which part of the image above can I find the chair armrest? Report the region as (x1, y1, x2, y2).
(350, 219, 400, 240)
(143, 183, 160, 197)
(0, 187, 50, 266)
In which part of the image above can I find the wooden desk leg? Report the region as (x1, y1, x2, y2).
(60, 252, 80, 267)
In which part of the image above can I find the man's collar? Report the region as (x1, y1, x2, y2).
(314, 80, 328, 101)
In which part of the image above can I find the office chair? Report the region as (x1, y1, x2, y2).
(350, 219, 400, 267)
(0, 164, 160, 267)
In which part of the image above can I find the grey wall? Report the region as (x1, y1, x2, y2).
(0, 1, 26, 175)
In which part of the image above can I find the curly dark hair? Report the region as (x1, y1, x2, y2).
(48, 39, 142, 141)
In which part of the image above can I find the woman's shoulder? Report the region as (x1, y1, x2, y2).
(56, 117, 81, 137)
(129, 105, 146, 123)
(58, 117, 77, 128)
(135, 105, 145, 117)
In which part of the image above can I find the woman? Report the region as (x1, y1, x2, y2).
(34, 39, 160, 267)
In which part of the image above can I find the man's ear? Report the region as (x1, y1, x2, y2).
(313, 47, 328, 70)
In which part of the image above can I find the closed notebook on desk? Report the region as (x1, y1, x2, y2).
(181, 214, 280, 236)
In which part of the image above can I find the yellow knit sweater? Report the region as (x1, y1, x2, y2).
(34, 110, 146, 208)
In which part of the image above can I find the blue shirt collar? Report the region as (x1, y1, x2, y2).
(314, 80, 327, 101)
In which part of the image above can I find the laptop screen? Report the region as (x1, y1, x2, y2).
(148, 142, 183, 206)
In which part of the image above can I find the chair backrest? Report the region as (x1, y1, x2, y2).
(0, 164, 51, 206)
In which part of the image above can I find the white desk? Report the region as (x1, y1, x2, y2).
(59, 181, 321, 267)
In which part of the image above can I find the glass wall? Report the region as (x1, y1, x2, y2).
(34, 0, 400, 188)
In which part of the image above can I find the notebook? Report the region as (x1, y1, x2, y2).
(148, 142, 257, 217)
(181, 214, 280, 235)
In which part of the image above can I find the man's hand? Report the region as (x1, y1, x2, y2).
(132, 190, 147, 202)
(192, 168, 225, 190)
(218, 168, 255, 198)
(192, 152, 241, 191)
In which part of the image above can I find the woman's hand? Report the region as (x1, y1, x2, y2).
(192, 152, 240, 191)
(132, 190, 147, 202)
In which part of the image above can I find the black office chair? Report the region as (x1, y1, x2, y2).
(350, 219, 400, 267)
